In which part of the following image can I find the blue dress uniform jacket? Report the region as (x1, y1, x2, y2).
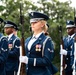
(25, 33, 55, 75)
(63, 34, 75, 73)
(5, 34, 20, 75)
(0, 33, 8, 75)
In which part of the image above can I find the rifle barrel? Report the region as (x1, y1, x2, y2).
(59, 26, 65, 75)
(17, 3, 27, 75)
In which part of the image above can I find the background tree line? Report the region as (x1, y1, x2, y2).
(0, 0, 75, 75)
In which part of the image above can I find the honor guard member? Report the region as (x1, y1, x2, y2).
(0, 18, 4, 36)
(4, 21, 20, 75)
(0, 18, 8, 75)
(60, 20, 76, 75)
(19, 11, 57, 75)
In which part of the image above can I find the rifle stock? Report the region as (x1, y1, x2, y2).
(59, 26, 65, 75)
(17, 3, 27, 75)
(19, 38, 26, 75)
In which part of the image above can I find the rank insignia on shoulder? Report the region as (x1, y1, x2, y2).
(8, 44, 13, 50)
(1, 48, 8, 52)
(48, 48, 54, 53)
(36, 44, 41, 51)
(15, 45, 20, 48)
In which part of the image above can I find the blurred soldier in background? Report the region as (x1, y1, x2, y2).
(0, 18, 4, 34)
(4, 21, 20, 75)
(13, 25, 18, 36)
(60, 20, 76, 75)
(0, 18, 9, 75)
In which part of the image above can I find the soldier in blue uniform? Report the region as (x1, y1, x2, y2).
(0, 18, 8, 75)
(60, 20, 76, 75)
(19, 11, 57, 75)
(4, 21, 20, 75)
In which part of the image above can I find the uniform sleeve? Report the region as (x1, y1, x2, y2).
(8, 38, 20, 59)
(0, 37, 8, 64)
(28, 38, 54, 66)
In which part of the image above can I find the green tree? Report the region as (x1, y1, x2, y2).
(0, 0, 75, 75)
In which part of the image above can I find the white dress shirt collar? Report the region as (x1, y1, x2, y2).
(68, 33, 75, 39)
(8, 33, 13, 40)
(71, 34, 75, 39)
(32, 32, 43, 39)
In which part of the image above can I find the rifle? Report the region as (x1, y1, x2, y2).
(59, 26, 65, 75)
(17, 3, 27, 75)
(72, 8, 76, 75)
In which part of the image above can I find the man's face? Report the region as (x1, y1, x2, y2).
(67, 27, 75, 35)
(4, 27, 14, 35)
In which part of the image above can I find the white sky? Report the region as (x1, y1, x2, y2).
(31, 0, 76, 8)
(0, 0, 76, 8)
(59, 0, 76, 8)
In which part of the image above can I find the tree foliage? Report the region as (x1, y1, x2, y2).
(0, 0, 75, 75)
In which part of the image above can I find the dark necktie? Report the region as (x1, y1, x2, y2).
(32, 36, 37, 39)
(7, 36, 9, 40)
(68, 36, 71, 42)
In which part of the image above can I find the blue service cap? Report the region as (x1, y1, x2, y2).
(0, 18, 4, 23)
(29, 11, 49, 23)
(66, 20, 76, 28)
(4, 21, 18, 29)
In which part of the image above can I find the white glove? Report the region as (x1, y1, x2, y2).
(19, 56, 28, 64)
(60, 49, 67, 55)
